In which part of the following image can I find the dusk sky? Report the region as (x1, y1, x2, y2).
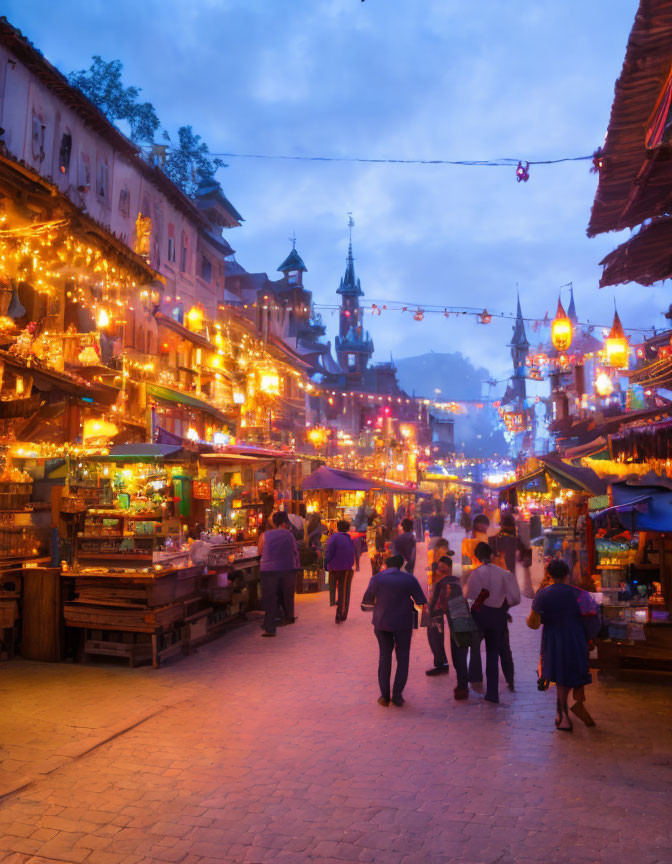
(5, 0, 651, 390)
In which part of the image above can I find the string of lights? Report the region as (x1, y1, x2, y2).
(216, 298, 655, 336)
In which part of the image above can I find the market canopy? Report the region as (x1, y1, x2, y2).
(146, 383, 235, 427)
(539, 456, 608, 496)
(98, 444, 188, 462)
(302, 465, 375, 491)
(606, 483, 672, 532)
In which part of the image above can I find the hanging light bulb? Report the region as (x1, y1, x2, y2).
(604, 310, 629, 369)
(551, 298, 572, 352)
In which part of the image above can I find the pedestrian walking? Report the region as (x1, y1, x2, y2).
(489, 513, 533, 689)
(466, 542, 521, 703)
(461, 514, 490, 587)
(424, 540, 455, 676)
(527, 559, 597, 732)
(459, 504, 472, 536)
(324, 520, 356, 623)
(444, 491, 457, 526)
(361, 554, 428, 706)
(430, 556, 478, 699)
(258, 511, 300, 637)
(352, 502, 369, 572)
(427, 503, 446, 568)
(393, 518, 417, 574)
(307, 512, 328, 553)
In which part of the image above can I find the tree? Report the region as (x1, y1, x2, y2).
(69, 56, 160, 144)
(163, 126, 225, 197)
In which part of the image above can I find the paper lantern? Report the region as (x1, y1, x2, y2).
(551, 298, 572, 352)
(96, 308, 110, 329)
(604, 310, 629, 369)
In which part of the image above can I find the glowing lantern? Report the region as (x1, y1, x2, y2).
(259, 371, 280, 394)
(551, 298, 572, 352)
(604, 310, 629, 369)
(186, 427, 199, 441)
(307, 427, 329, 448)
(96, 308, 110, 329)
(83, 418, 119, 441)
(595, 373, 614, 397)
(214, 332, 224, 348)
(186, 306, 203, 332)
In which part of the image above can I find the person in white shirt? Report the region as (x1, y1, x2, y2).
(466, 542, 521, 704)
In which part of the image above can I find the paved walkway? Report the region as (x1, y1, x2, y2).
(1, 532, 671, 864)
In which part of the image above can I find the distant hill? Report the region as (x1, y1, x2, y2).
(394, 351, 489, 400)
(394, 352, 507, 458)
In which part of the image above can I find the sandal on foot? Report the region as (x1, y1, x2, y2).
(570, 702, 596, 727)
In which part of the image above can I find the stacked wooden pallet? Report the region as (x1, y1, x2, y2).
(64, 565, 205, 667)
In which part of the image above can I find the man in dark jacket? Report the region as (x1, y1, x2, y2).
(393, 518, 417, 575)
(361, 554, 428, 707)
(324, 520, 356, 623)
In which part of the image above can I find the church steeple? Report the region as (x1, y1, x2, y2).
(335, 214, 373, 375)
(277, 234, 307, 286)
(511, 294, 529, 349)
(509, 293, 529, 405)
(567, 284, 578, 323)
(337, 214, 363, 297)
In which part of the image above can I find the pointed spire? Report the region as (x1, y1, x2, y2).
(567, 284, 577, 323)
(609, 308, 626, 339)
(337, 213, 363, 296)
(277, 243, 307, 273)
(510, 292, 529, 347)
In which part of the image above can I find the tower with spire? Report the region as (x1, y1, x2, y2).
(509, 294, 530, 405)
(335, 215, 374, 375)
(277, 233, 307, 287)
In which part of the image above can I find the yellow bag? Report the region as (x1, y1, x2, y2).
(526, 609, 541, 630)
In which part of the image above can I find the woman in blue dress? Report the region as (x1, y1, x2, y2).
(530, 559, 595, 732)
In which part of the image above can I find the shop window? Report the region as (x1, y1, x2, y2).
(201, 255, 212, 283)
(167, 223, 176, 262)
(78, 150, 91, 193)
(118, 187, 130, 218)
(96, 156, 109, 201)
(58, 132, 72, 175)
(31, 109, 45, 162)
(180, 232, 190, 272)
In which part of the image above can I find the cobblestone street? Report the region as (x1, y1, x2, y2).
(2, 536, 671, 864)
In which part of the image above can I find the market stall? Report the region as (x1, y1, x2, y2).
(59, 443, 267, 666)
(592, 481, 672, 676)
(301, 465, 375, 529)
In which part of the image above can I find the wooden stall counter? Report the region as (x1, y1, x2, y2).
(63, 564, 204, 668)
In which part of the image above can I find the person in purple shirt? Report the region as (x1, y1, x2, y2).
(258, 511, 300, 637)
(324, 520, 356, 623)
(393, 518, 417, 575)
(361, 554, 428, 707)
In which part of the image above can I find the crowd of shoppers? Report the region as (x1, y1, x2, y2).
(259, 492, 597, 734)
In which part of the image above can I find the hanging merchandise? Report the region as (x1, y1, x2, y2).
(7, 287, 26, 320)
